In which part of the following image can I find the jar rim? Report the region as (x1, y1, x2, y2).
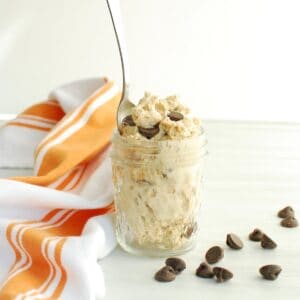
(111, 127, 207, 167)
(112, 127, 207, 149)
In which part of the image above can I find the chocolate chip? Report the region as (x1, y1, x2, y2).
(226, 233, 243, 250)
(186, 227, 193, 238)
(249, 228, 264, 242)
(277, 206, 294, 218)
(165, 257, 186, 274)
(196, 262, 214, 278)
(259, 265, 282, 280)
(205, 246, 224, 264)
(280, 216, 298, 228)
(122, 115, 135, 126)
(213, 267, 233, 283)
(261, 234, 277, 249)
(154, 266, 176, 282)
(138, 125, 159, 139)
(168, 111, 184, 121)
(183, 224, 195, 238)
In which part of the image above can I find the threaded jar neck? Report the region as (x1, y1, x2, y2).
(111, 128, 207, 167)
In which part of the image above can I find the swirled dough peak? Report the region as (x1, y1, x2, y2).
(120, 92, 201, 140)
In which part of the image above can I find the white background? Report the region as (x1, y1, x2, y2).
(0, 0, 300, 121)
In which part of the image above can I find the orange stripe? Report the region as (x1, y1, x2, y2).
(26, 237, 67, 299)
(6, 209, 62, 276)
(0, 203, 114, 299)
(7, 122, 51, 132)
(66, 164, 88, 191)
(22, 102, 65, 122)
(41, 238, 56, 295)
(9, 211, 74, 279)
(35, 81, 113, 158)
(12, 94, 119, 186)
(26, 237, 55, 298)
(56, 166, 83, 191)
(1, 211, 73, 298)
(37, 95, 118, 176)
(46, 238, 67, 299)
(67, 146, 109, 192)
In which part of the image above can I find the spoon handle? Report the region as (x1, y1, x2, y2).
(106, 0, 130, 96)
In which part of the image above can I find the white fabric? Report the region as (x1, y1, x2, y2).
(0, 78, 117, 299)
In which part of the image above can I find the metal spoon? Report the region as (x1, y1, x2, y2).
(106, 0, 135, 133)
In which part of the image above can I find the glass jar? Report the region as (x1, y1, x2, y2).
(111, 129, 207, 257)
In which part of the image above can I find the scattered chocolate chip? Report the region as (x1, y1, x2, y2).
(196, 262, 214, 278)
(249, 228, 264, 242)
(261, 234, 277, 249)
(226, 233, 244, 250)
(259, 265, 282, 280)
(205, 246, 224, 264)
(122, 115, 135, 126)
(278, 206, 295, 218)
(154, 266, 176, 282)
(165, 257, 186, 274)
(168, 111, 184, 121)
(138, 125, 159, 139)
(213, 267, 233, 283)
(280, 216, 298, 228)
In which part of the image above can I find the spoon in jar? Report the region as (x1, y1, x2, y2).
(106, 0, 135, 133)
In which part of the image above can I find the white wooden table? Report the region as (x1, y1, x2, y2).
(101, 121, 300, 300)
(1, 120, 300, 300)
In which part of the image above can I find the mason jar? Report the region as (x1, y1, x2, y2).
(111, 129, 207, 257)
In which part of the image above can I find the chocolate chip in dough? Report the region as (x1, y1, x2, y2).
(278, 206, 295, 218)
(259, 265, 282, 280)
(138, 125, 159, 139)
(183, 224, 196, 239)
(168, 111, 184, 121)
(226, 233, 244, 250)
(165, 257, 186, 274)
(205, 246, 224, 264)
(122, 115, 135, 126)
(280, 216, 298, 228)
(195, 262, 214, 278)
(261, 234, 277, 249)
(154, 266, 176, 282)
(213, 267, 233, 283)
(249, 228, 264, 242)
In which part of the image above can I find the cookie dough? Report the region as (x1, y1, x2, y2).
(120, 93, 201, 140)
(112, 93, 205, 252)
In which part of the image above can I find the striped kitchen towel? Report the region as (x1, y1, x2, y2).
(0, 77, 120, 299)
